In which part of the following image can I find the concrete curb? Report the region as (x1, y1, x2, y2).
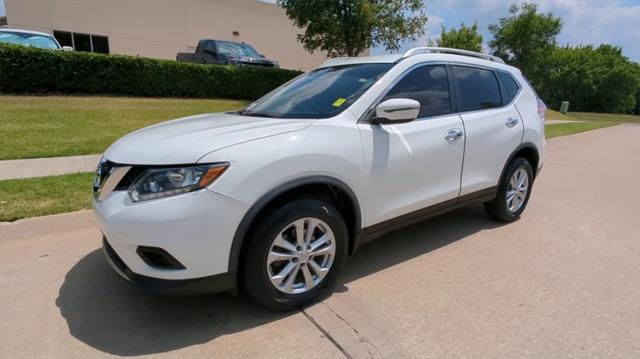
(0, 154, 101, 180)
(545, 119, 584, 125)
(0, 209, 95, 241)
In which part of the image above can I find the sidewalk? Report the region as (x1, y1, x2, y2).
(545, 119, 583, 125)
(0, 154, 101, 180)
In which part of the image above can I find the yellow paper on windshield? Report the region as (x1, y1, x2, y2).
(332, 98, 347, 107)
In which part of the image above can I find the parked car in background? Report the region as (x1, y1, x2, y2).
(177, 39, 279, 68)
(0, 28, 72, 51)
(95, 47, 545, 310)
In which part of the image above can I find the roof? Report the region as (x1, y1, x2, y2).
(319, 47, 509, 69)
(320, 54, 403, 67)
(0, 28, 54, 37)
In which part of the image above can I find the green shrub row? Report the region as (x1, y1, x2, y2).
(0, 44, 301, 100)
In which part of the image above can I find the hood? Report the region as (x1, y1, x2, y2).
(104, 113, 312, 165)
(228, 55, 278, 67)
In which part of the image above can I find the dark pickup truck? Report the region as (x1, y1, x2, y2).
(177, 39, 279, 68)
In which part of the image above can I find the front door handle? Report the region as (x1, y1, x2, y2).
(444, 128, 464, 143)
(505, 117, 519, 128)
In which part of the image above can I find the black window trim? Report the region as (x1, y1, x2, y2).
(360, 61, 524, 124)
(360, 61, 456, 123)
(450, 63, 504, 115)
(450, 62, 524, 111)
(495, 69, 523, 106)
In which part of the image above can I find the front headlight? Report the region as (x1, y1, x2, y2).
(128, 163, 229, 202)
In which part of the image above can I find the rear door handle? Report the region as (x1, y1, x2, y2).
(444, 128, 464, 143)
(505, 117, 519, 128)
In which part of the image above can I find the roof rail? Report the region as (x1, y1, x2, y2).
(402, 47, 505, 64)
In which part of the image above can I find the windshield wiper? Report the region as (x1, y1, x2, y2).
(239, 111, 276, 118)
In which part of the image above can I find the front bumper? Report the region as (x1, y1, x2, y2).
(102, 237, 235, 295)
(93, 186, 249, 292)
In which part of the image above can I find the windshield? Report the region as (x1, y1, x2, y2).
(241, 63, 393, 119)
(0, 31, 61, 49)
(217, 41, 261, 58)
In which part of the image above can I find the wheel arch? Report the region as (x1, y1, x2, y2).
(500, 143, 540, 182)
(227, 176, 362, 275)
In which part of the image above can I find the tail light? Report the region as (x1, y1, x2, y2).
(537, 98, 547, 121)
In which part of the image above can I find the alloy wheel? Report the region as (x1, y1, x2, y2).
(266, 218, 336, 294)
(506, 168, 529, 213)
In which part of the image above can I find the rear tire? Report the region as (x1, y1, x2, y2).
(484, 157, 534, 222)
(243, 198, 348, 311)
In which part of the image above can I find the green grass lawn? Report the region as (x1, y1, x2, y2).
(0, 172, 94, 222)
(569, 112, 640, 123)
(545, 121, 619, 139)
(0, 95, 249, 160)
(546, 109, 578, 121)
(546, 109, 639, 123)
(545, 109, 638, 138)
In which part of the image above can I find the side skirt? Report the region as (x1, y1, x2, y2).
(352, 186, 497, 252)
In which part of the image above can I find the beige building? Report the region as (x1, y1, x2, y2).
(3, 0, 328, 70)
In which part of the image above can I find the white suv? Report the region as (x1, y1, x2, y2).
(94, 47, 545, 310)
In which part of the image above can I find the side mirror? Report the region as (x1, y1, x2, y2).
(61, 46, 74, 51)
(373, 98, 420, 124)
(203, 48, 216, 56)
(259, 54, 266, 58)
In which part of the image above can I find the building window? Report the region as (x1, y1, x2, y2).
(53, 31, 72, 48)
(73, 32, 91, 52)
(91, 35, 109, 54)
(53, 30, 110, 54)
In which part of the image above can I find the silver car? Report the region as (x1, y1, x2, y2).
(0, 28, 72, 50)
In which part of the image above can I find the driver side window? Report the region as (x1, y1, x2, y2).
(382, 65, 451, 118)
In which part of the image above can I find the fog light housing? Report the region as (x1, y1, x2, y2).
(136, 246, 186, 270)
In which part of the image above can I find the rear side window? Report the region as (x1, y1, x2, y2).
(497, 71, 521, 104)
(382, 65, 451, 118)
(452, 66, 502, 112)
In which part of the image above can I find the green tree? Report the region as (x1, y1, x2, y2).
(277, 0, 427, 57)
(537, 44, 640, 114)
(488, 2, 562, 85)
(633, 63, 640, 115)
(437, 22, 483, 52)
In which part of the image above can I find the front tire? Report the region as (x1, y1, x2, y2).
(484, 157, 534, 222)
(243, 198, 348, 311)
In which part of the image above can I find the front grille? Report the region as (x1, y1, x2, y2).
(241, 61, 275, 67)
(93, 159, 113, 193)
(115, 167, 146, 190)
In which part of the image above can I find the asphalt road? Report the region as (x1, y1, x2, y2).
(1, 124, 639, 358)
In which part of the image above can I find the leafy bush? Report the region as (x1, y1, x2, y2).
(0, 44, 301, 100)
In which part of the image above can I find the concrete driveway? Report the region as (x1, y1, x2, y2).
(1, 124, 639, 358)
